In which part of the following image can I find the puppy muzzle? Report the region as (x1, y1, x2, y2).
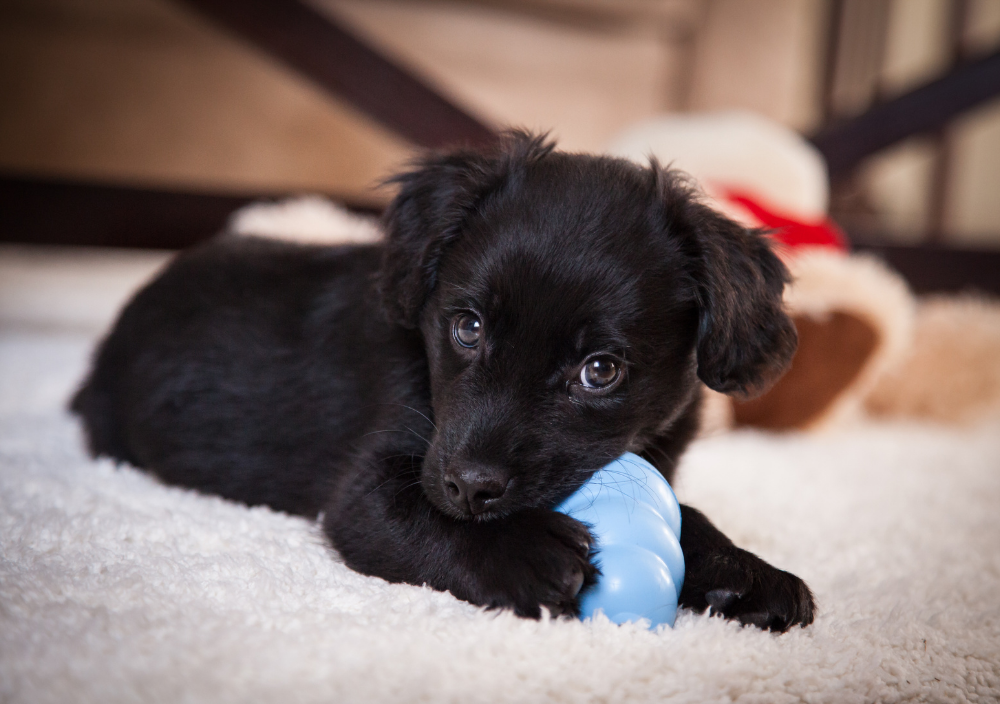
(439, 461, 512, 518)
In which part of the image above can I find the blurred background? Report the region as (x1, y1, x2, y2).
(2, 0, 1000, 277)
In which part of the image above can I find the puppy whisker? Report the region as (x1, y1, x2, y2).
(367, 403, 438, 431)
(402, 424, 432, 447)
(391, 477, 426, 503)
(364, 475, 399, 499)
(360, 428, 432, 448)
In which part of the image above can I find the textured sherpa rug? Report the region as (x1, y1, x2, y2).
(2, 246, 1000, 703)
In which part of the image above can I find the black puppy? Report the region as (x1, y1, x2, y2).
(72, 132, 814, 631)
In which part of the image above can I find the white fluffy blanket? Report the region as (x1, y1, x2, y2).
(2, 245, 999, 703)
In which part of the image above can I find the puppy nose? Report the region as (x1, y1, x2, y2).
(443, 466, 509, 515)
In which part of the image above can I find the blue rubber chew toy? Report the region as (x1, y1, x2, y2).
(554, 452, 684, 629)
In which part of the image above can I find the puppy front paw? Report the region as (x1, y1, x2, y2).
(680, 546, 814, 632)
(468, 509, 598, 619)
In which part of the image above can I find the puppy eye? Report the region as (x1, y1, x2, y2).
(580, 356, 621, 389)
(453, 313, 482, 348)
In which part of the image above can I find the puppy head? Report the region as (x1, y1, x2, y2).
(381, 132, 796, 520)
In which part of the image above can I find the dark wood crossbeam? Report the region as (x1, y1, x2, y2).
(3, 171, 996, 295)
(850, 236, 1000, 295)
(174, 0, 497, 150)
(0, 173, 380, 250)
(811, 48, 1000, 179)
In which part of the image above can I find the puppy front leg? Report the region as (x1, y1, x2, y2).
(678, 505, 815, 631)
(323, 454, 597, 618)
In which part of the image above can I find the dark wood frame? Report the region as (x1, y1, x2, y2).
(173, 0, 496, 150)
(0, 173, 381, 251)
(810, 47, 1000, 179)
(849, 236, 1000, 295)
(1, 0, 998, 294)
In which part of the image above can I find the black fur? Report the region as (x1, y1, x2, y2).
(72, 132, 813, 629)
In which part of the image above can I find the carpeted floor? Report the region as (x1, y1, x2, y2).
(1, 244, 999, 703)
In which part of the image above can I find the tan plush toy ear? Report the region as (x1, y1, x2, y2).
(732, 249, 914, 431)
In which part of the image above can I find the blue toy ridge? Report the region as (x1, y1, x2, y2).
(554, 452, 684, 629)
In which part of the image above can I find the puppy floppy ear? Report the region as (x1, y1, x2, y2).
(380, 131, 554, 327)
(660, 171, 797, 398)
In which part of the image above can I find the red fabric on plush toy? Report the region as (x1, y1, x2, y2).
(716, 189, 848, 253)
